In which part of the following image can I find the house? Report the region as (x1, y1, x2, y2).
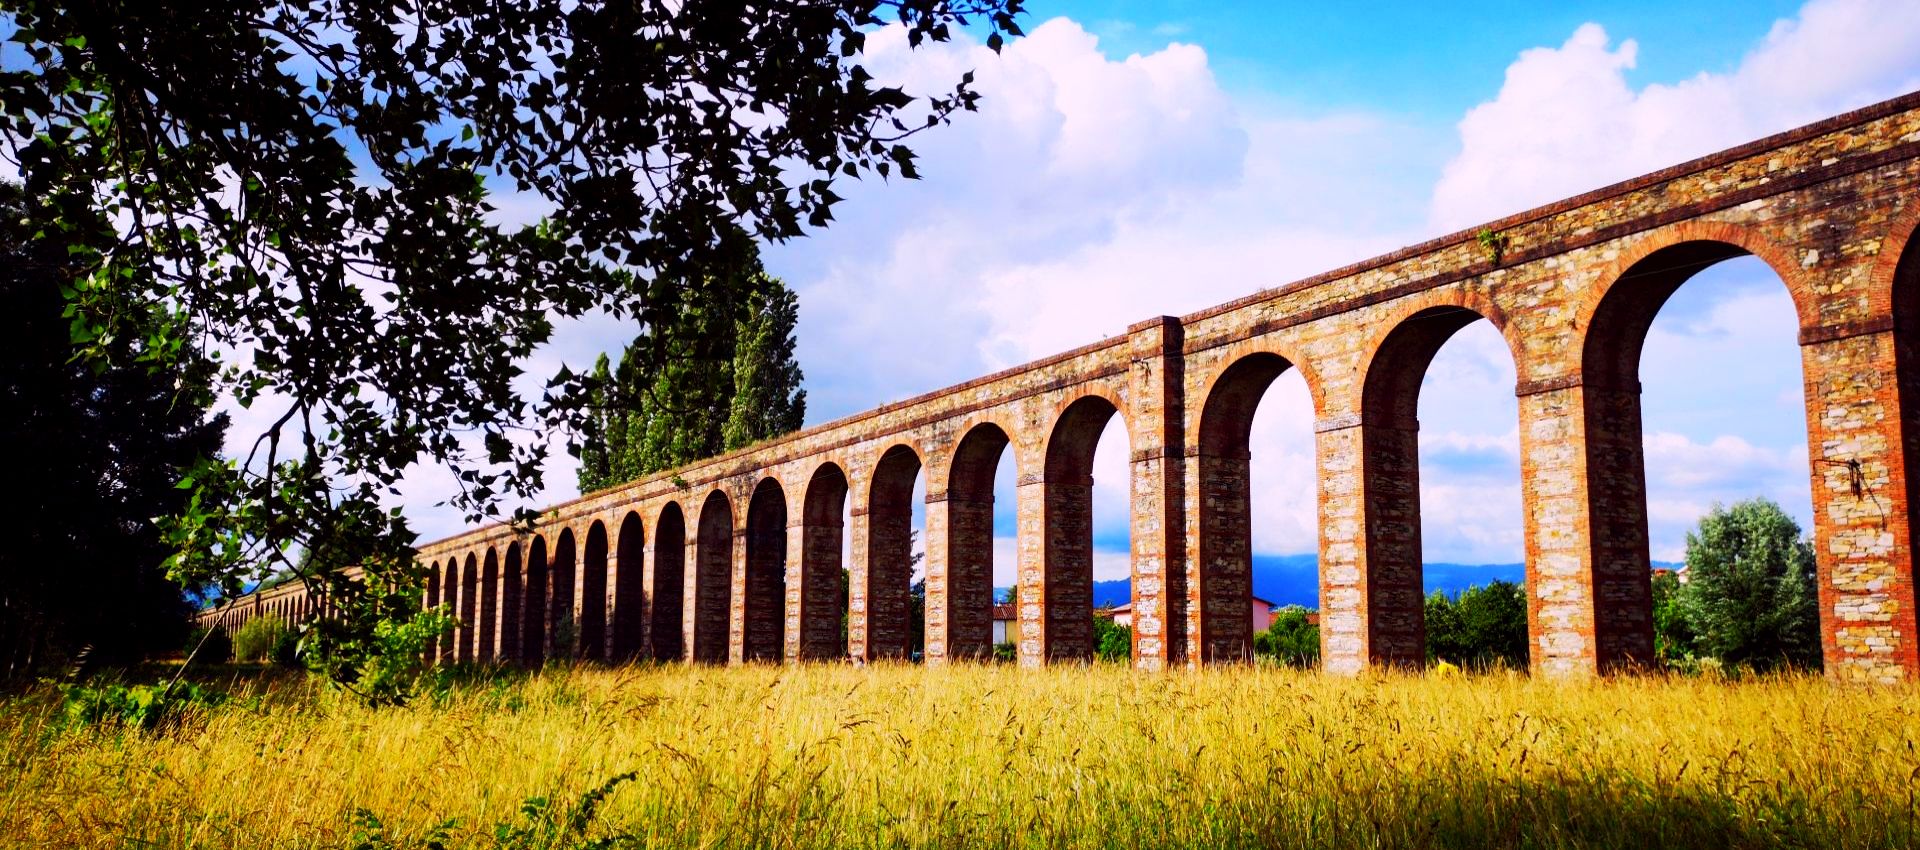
(1109, 596, 1277, 635)
(991, 604, 1016, 644)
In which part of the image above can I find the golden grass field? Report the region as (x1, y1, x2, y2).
(3, 663, 1916, 849)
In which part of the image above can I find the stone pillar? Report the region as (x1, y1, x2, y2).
(929, 490, 995, 664)
(1803, 325, 1919, 682)
(846, 505, 874, 662)
(477, 556, 497, 663)
(1513, 375, 1657, 678)
(1040, 472, 1096, 663)
(1190, 451, 1253, 663)
(728, 527, 750, 665)
(1314, 415, 1424, 673)
(858, 483, 916, 660)
(1016, 472, 1048, 668)
(1127, 316, 1186, 671)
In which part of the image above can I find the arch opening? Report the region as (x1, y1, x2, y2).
(1584, 244, 1818, 670)
(612, 512, 645, 661)
(691, 491, 733, 664)
(865, 444, 924, 661)
(548, 530, 577, 659)
(800, 463, 850, 661)
(459, 553, 479, 663)
(581, 522, 609, 661)
(1038, 396, 1126, 663)
(744, 477, 789, 662)
(1196, 352, 1309, 664)
(651, 503, 687, 661)
(522, 536, 549, 666)
(943, 427, 1007, 662)
(502, 542, 524, 663)
(478, 548, 499, 662)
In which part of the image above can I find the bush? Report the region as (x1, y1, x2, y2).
(1425, 581, 1529, 670)
(1678, 498, 1821, 671)
(59, 681, 228, 732)
(184, 625, 233, 665)
(1255, 606, 1321, 668)
(233, 617, 291, 664)
(992, 642, 1017, 662)
(1093, 617, 1131, 663)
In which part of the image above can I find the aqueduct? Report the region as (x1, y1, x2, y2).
(205, 91, 1920, 684)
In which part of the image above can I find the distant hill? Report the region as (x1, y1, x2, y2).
(997, 556, 1678, 609)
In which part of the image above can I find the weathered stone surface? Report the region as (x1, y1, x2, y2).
(207, 92, 1920, 683)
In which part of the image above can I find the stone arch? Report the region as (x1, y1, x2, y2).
(459, 552, 480, 663)
(439, 557, 459, 661)
(798, 462, 850, 660)
(478, 547, 499, 662)
(1351, 303, 1517, 668)
(580, 520, 609, 661)
(612, 511, 645, 661)
(1034, 394, 1127, 663)
(1576, 220, 1820, 341)
(651, 502, 687, 661)
(1573, 228, 1814, 671)
(938, 424, 1010, 662)
(522, 535, 549, 666)
(1192, 350, 1309, 663)
(861, 443, 925, 661)
(690, 490, 734, 664)
(743, 477, 789, 662)
(501, 541, 524, 663)
(550, 528, 578, 660)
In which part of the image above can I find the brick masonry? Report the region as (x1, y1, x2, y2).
(205, 92, 1920, 684)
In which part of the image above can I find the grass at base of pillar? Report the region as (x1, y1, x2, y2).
(3, 663, 1914, 849)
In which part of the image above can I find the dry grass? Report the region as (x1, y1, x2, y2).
(3, 663, 1916, 849)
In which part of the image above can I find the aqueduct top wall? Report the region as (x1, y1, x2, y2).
(215, 90, 1920, 683)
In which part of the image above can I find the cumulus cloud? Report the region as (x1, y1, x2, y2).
(375, 0, 1904, 569)
(1430, 0, 1920, 230)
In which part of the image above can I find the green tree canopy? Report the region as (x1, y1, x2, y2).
(1424, 581, 1529, 671)
(0, 183, 228, 675)
(0, 0, 1023, 699)
(0, 182, 228, 676)
(577, 252, 805, 493)
(1678, 498, 1821, 671)
(1254, 605, 1320, 669)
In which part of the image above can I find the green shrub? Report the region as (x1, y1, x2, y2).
(59, 681, 228, 732)
(1255, 606, 1321, 668)
(184, 625, 233, 664)
(233, 617, 289, 664)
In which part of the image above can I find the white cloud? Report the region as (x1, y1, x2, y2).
(1430, 0, 1920, 230)
(372, 0, 1907, 571)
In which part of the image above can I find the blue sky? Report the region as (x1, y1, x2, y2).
(362, 0, 1920, 586)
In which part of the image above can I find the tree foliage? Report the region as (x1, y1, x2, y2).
(0, 0, 1023, 698)
(1254, 605, 1320, 669)
(1675, 498, 1821, 671)
(1093, 614, 1131, 663)
(0, 182, 228, 677)
(576, 248, 804, 493)
(1424, 581, 1529, 671)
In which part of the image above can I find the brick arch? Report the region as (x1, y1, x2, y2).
(459, 551, 480, 663)
(548, 528, 578, 660)
(742, 476, 789, 662)
(649, 501, 686, 662)
(501, 541, 524, 664)
(478, 547, 499, 663)
(610, 511, 645, 661)
(580, 520, 610, 661)
(1193, 337, 1327, 440)
(689, 489, 734, 664)
(1034, 393, 1129, 663)
(521, 534, 549, 666)
(1188, 346, 1320, 664)
(858, 443, 925, 662)
(1355, 285, 1517, 422)
(1575, 219, 1819, 348)
(796, 461, 851, 661)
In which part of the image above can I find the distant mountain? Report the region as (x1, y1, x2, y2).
(994, 556, 1674, 609)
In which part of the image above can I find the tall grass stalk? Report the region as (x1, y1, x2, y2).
(3, 664, 1914, 848)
